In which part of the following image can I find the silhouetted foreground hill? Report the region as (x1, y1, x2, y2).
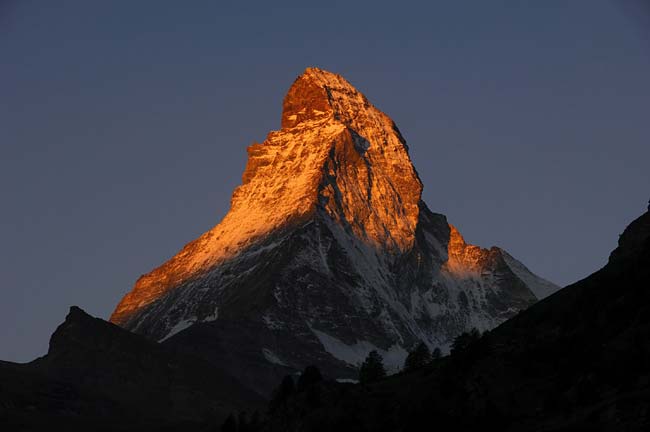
(0, 307, 263, 431)
(265, 210, 650, 431)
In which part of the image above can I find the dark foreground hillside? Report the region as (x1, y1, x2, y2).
(265, 210, 650, 431)
(0, 307, 264, 431)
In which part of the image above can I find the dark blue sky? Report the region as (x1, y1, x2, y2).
(1, 1, 649, 362)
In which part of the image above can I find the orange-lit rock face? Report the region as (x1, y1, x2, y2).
(279, 69, 423, 251)
(110, 68, 423, 326)
(443, 224, 494, 278)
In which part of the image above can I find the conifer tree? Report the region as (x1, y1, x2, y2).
(248, 410, 262, 431)
(450, 328, 481, 356)
(269, 375, 295, 414)
(297, 365, 323, 392)
(238, 411, 249, 432)
(221, 413, 238, 432)
(359, 350, 386, 384)
(403, 342, 432, 372)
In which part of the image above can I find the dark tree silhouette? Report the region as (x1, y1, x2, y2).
(269, 375, 295, 414)
(221, 413, 238, 432)
(238, 411, 249, 432)
(297, 365, 324, 408)
(431, 347, 442, 360)
(297, 365, 323, 392)
(403, 342, 432, 372)
(248, 410, 262, 431)
(359, 350, 386, 384)
(450, 328, 481, 356)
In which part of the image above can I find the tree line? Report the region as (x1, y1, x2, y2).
(220, 329, 483, 430)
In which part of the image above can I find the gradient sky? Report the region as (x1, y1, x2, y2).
(2, 1, 649, 362)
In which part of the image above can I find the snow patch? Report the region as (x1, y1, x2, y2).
(203, 307, 219, 322)
(336, 378, 359, 384)
(159, 318, 195, 342)
(311, 327, 407, 372)
(262, 348, 288, 366)
(263, 313, 284, 330)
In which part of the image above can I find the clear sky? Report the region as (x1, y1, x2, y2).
(1, 1, 649, 362)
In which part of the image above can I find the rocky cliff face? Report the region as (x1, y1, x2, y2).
(110, 68, 557, 392)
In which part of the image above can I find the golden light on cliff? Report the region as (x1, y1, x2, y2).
(443, 224, 487, 278)
(110, 68, 423, 327)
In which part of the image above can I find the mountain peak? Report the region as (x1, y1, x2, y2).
(281, 67, 340, 129)
(112, 68, 424, 327)
(111, 70, 556, 384)
(67, 305, 86, 318)
(281, 68, 395, 140)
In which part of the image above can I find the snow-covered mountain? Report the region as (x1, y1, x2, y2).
(110, 68, 558, 391)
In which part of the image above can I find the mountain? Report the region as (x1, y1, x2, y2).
(265, 209, 650, 431)
(110, 67, 557, 394)
(0, 307, 263, 431)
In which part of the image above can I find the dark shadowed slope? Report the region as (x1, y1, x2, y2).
(0, 307, 263, 431)
(265, 209, 650, 431)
